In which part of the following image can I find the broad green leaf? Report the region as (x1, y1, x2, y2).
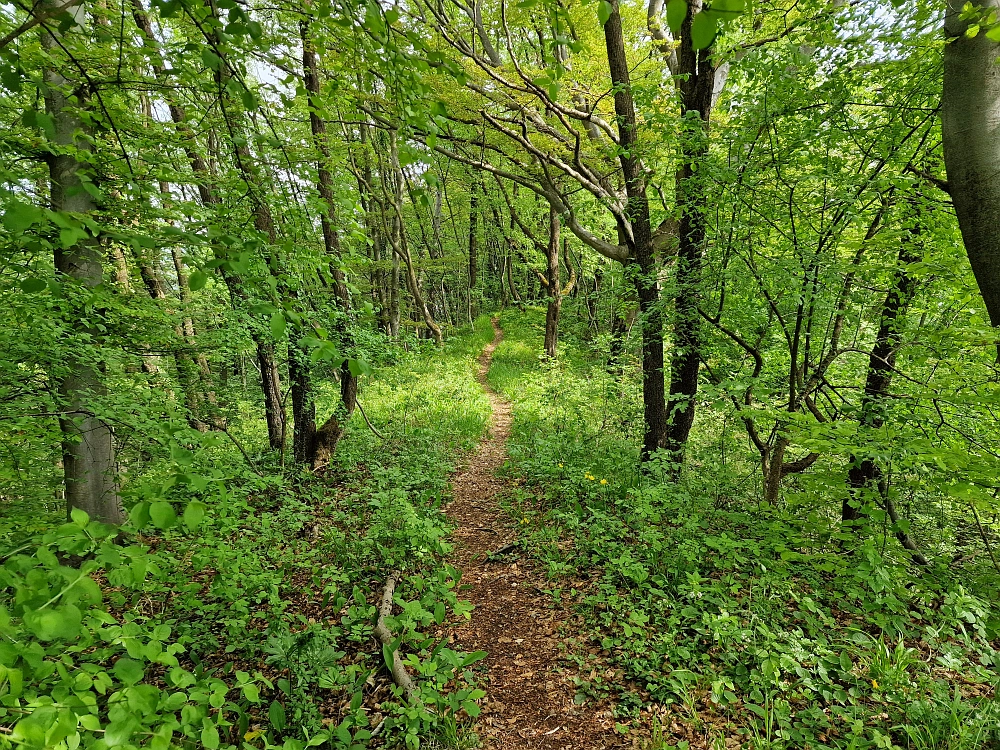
(666, 0, 687, 33)
(201, 49, 222, 71)
(4, 201, 41, 232)
(270, 312, 286, 339)
(201, 718, 220, 749)
(112, 657, 144, 686)
(149, 501, 176, 530)
(188, 269, 208, 291)
(129, 501, 151, 529)
(347, 358, 373, 377)
(183, 501, 207, 530)
(690, 11, 717, 49)
(268, 700, 286, 731)
(598, 0, 613, 25)
(19, 277, 47, 294)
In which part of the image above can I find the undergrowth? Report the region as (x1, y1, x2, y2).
(1, 316, 495, 750)
(490, 307, 1000, 750)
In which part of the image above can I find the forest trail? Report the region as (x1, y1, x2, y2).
(446, 318, 625, 750)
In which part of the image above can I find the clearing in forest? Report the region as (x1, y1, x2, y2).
(446, 319, 625, 750)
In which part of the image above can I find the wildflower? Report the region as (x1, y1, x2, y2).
(872, 679, 879, 690)
(600, 479, 608, 485)
(586, 474, 595, 481)
(558, 463, 564, 468)
(521, 517, 529, 524)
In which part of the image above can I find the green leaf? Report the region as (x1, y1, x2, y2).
(434, 602, 446, 624)
(268, 700, 286, 731)
(4, 200, 42, 232)
(113, 657, 145, 686)
(270, 312, 286, 339)
(22, 109, 55, 139)
(188, 269, 208, 291)
(240, 88, 258, 110)
(666, 0, 687, 33)
(712, 0, 745, 13)
(201, 718, 220, 749)
(201, 48, 222, 71)
(24, 604, 82, 641)
(347, 358, 373, 377)
(183, 501, 207, 530)
(461, 650, 488, 667)
(242, 682, 260, 702)
(149, 501, 176, 530)
(598, 0, 613, 25)
(104, 717, 139, 747)
(129, 501, 151, 529)
(70, 507, 89, 527)
(19, 277, 47, 294)
(690, 11, 717, 49)
(987, 24, 1000, 41)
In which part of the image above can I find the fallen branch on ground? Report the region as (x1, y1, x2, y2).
(373, 572, 421, 706)
(488, 540, 521, 558)
(356, 397, 387, 440)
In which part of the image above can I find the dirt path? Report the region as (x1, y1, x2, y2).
(446, 318, 625, 750)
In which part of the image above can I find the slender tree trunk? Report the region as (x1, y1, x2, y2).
(843, 208, 927, 563)
(603, 0, 667, 461)
(43, 0, 124, 524)
(942, 0, 1000, 338)
(133, 0, 283, 450)
(388, 133, 443, 345)
(468, 180, 480, 322)
(301, 18, 358, 466)
(665, 1, 715, 465)
(544, 206, 561, 358)
(507, 255, 524, 311)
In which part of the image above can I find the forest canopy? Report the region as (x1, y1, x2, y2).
(3, 0, 1000, 747)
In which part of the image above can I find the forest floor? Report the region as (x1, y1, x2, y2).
(445, 319, 627, 750)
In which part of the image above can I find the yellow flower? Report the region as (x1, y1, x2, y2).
(586, 474, 595, 481)
(558, 463, 564, 468)
(521, 517, 529, 524)
(872, 679, 879, 690)
(600, 479, 608, 485)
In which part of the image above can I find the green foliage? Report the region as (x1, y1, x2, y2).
(492, 309, 1000, 750)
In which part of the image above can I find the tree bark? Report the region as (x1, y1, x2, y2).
(942, 0, 1000, 337)
(603, 0, 667, 461)
(544, 206, 561, 358)
(388, 132, 443, 345)
(665, 0, 715, 465)
(133, 0, 284, 450)
(468, 179, 480, 321)
(844, 203, 927, 563)
(300, 18, 358, 466)
(43, 0, 124, 524)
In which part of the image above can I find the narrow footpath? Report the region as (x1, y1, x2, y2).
(446, 319, 625, 750)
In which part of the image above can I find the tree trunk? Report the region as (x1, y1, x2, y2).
(544, 206, 561, 357)
(388, 132, 443, 345)
(301, 18, 358, 466)
(843, 204, 927, 563)
(43, 0, 124, 524)
(665, 0, 715, 465)
(468, 180, 480, 322)
(603, 0, 667, 461)
(942, 0, 1000, 336)
(133, 0, 283, 450)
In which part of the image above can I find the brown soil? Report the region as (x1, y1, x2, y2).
(446, 318, 626, 750)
